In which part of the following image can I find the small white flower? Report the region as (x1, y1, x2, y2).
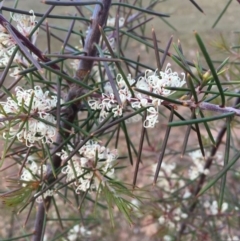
(226, 235, 239, 241)
(143, 107, 158, 128)
(210, 200, 218, 215)
(9, 66, 22, 80)
(203, 168, 210, 175)
(131, 198, 140, 208)
(60, 141, 118, 193)
(75, 178, 92, 193)
(35, 189, 54, 203)
(188, 167, 200, 180)
(137, 64, 186, 98)
(163, 235, 172, 241)
(158, 205, 187, 232)
(158, 216, 165, 224)
(188, 150, 209, 180)
(20, 155, 46, 186)
(140, 98, 149, 107)
(167, 221, 175, 229)
(0, 26, 16, 66)
(183, 189, 192, 199)
(101, 93, 115, 111)
(0, 86, 57, 146)
(88, 64, 185, 128)
(189, 149, 203, 160)
(221, 202, 228, 213)
(206, 200, 228, 215)
(0, 10, 39, 66)
(11, 10, 38, 44)
(131, 99, 141, 109)
(89, 74, 134, 122)
(161, 162, 176, 175)
(203, 201, 210, 209)
(88, 98, 101, 110)
(67, 225, 91, 241)
(136, 74, 151, 94)
(79, 226, 92, 237)
(112, 105, 123, 117)
(181, 212, 188, 219)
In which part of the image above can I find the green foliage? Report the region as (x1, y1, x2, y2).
(0, 0, 240, 241)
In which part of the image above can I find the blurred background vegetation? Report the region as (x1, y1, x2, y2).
(5, 0, 240, 60)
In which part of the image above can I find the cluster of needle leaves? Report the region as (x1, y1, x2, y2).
(0, 1, 240, 241)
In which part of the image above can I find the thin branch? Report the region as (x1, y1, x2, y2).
(44, 54, 121, 62)
(76, 1, 111, 79)
(183, 100, 240, 116)
(162, 99, 240, 116)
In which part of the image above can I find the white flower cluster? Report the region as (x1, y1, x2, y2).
(130, 198, 143, 218)
(88, 64, 186, 128)
(188, 150, 209, 180)
(226, 235, 239, 241)
(35, 189, 54, 203)
(0, 10, 38, 66)
(0, 86, 57, 146)
(132, 64, 186, 127)
(158, 205, 188, 231)
(66, 225, 91, 241)
(151, 161, 190, 235)
(0, 24, 16, 66)
(20, 155, 56, 203)
(152, 161, 191, 201)
(203, 200, 228, 215)
(20, 155, 47, 184)
(59, 140, 118, 193)
(89, 73, 135, 121)
(163, 235, 173, 241)
(11, 10, 38, 44)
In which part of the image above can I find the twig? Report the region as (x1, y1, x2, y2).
(163, 99, 240, 116)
